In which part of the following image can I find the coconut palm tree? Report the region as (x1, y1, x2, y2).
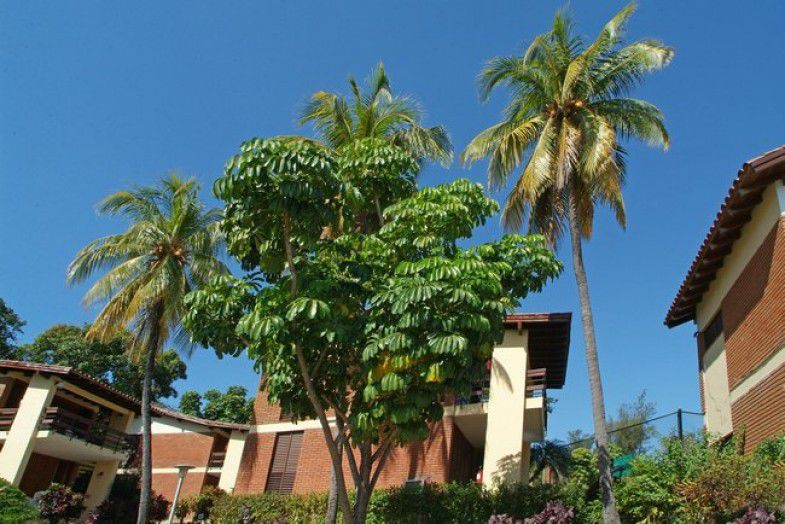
(67, 175, 226, 524)
(462, 4, 672, 522)
(300, 61, 452, 166)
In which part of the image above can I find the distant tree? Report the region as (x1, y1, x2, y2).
(0, 298, 25, 359)
(178, 390, 203, 417)
(607, 390, 656, 455)
(178, 385, 253, 424)
(13, 324, 187, 400)
(567, 428, 594, 450)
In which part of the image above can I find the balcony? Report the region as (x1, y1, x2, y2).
(208, 451, 226, 469)
(0, 407, 132, 455)
(449, 367, 549, 447)
(460, 367, 548, 405)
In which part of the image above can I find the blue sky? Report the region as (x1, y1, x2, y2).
(2, 1, 784, 441)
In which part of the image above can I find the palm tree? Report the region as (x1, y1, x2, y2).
(462, 4, 672, 522)
(67, 175, 226, 524)
(529, 440, 572, 484)
(300, 61, 452, 166)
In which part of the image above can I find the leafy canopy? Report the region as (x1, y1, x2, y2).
(462, 2, 673, 240)
(12, 324, 187, 400)
(186, 136, 561, 446)
(178, 385, 254, 424)
(0, 298, 25, 359)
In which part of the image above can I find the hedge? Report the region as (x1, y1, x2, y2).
(210, 482, 558, 524)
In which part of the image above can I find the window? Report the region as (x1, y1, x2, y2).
(265, 431, 303, 494)
(702, 311, 724, 349)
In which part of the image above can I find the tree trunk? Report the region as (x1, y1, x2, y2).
(136, 335, 158, 524)
(567, 191, 621, 524)
(325, 431, 343, 524)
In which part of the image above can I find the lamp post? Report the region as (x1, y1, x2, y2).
(166, 464, 194, 524)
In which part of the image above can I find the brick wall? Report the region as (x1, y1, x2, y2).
(730, 361, 785, 451)
(19, 453, 60, 495)
(152, 471, 218, 502)
(151, 432, 216, 469)
(235, 416, 477, 495)
(722, 218, 785, 389)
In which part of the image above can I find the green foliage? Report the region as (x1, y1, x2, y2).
(0, 298, 25, 360)
(186, 135, 561, 521)
(300, 62, 452, 166)
(210, 482, 557, 524)
(0, 478, 38, 524)
(462, 2, 673, 238)
(33, 483, 85, 523)
(12, 324, 187, 400)
(86, 475, 169, 524)
(178, 385, 254, 424)
(177, 486, 224, 521)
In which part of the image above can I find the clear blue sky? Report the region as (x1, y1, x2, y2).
(2, 1, 784, 441)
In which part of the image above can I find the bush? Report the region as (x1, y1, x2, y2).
(178, 486, 224, 521)
(86, 475, 169, 524)
(34, 483, 84, 523)
(0, 479, 38, 524)
(523, 501, 575, 524)
(211, 482, 555, 524)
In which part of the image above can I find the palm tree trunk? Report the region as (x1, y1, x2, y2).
(567, 191, 621, 524)
(136, 339, 157, 524)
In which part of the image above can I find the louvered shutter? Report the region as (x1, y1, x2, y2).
(265, 431, 303, 494)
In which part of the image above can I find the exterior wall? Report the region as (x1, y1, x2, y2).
(722, 219, 785, 388)
(700, 337, 733, 436)
(18, 453, 62, 495)
(150, 432, 217, 500)
(730, 361, 785, 451)
(694, 181, 785, 445)
(234, 417, 476, 495)
(483, 330, 529, 488)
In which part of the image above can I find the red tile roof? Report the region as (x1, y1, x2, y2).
(0, 360, 249, 432)
(665, 146, 785, 328)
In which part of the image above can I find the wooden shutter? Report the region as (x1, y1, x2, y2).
(265, 431, 303, 494)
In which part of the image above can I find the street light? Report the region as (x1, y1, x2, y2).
(166, 464, 195, 524)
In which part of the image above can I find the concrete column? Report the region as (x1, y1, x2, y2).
(483, 330, 529, 488)
(217, 430, 247, 493)
(83, 460, 119, 512)
(0, 374, 56, 485)
(83, 411, 135, 512)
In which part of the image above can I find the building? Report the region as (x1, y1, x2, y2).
(666, 145, 785, 450)
(0, 311, 570, 507)
(233, 313, 570, 494)
(0, 360, 249, 510)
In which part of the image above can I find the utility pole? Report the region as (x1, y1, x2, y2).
(676, 408, 684, 443)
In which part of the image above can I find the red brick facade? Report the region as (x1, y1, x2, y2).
(722, 218, 785, 389)
(234, 382, 479, 495)
(730, 362, 785, 451)
(149, 430, 226, 500)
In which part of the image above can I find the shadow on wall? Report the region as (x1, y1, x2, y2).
(489, 452, 524, 488)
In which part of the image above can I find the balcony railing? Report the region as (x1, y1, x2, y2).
(208, 451, 226, 469)
(460, 367, 548, 404)
(0, 407, 132, 453)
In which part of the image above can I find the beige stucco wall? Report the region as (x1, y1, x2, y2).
(0, 374, 56, 485)
(701, 337, 733, 436)
(218, 429, 247, 493)
(482, 329, 530, 488)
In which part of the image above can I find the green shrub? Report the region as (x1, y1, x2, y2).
(212, 482, 554, 524)
(34, 483, 84, 523)
(0, 479, 38, 524)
